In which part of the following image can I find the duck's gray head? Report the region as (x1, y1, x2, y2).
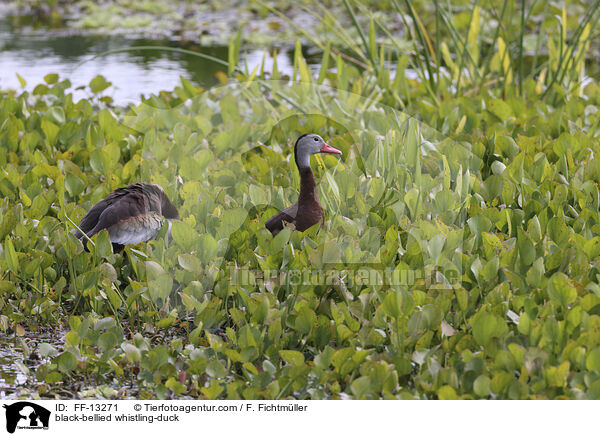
(151, 184, 179, 219)
(294, 133, 342, 169)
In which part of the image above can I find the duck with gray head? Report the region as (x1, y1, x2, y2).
(265, 134, 342, 236)
(75, 182, 179, 251)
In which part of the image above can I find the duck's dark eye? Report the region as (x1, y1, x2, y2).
(313, 137, 319, 141)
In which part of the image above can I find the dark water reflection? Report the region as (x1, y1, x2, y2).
(0, 333, 46, 399)
(0, 16, 294, 105)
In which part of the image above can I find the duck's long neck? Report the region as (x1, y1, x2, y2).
(298, 166, 319, 205)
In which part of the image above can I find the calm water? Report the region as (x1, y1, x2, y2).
(0, 332, 55, 399)
(0, 337, 28, 399)
(0, 17, 295, 105)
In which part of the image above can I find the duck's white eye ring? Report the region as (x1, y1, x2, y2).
(313, 137, 319, 141)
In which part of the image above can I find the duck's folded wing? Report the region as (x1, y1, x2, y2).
(81, 195, 148, 239)
(265, 203, 298, 236)
(75, 197, 114, 239)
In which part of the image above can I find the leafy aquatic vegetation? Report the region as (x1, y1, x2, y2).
(3, 1, 600, 399)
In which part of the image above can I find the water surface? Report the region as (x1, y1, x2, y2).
(0, 17, 294, 105)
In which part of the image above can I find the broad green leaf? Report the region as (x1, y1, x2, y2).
(171, 221, 198, 251)
(44, 73, 58, 84)
(55, 351, 77, 372)
(437, 385, 458, 400)
(279, 350, 305, 366)
(145, 261, 173, 304)
(295, 306, 316, 335)
(351, 376, 373, 399)
(547, 217, 570, 247)
(586, 347, 600, 372)
(89, 75, 111, 93)
(473, 375, 491, 397)
(487, 99, 513, 121)
(41, 119, 60, 146)
(548, 272, 577, 308)
(382, 291, 402, 319)
(471, 312, 506, 346)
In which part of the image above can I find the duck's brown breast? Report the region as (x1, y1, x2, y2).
(295, 201, 323, 232)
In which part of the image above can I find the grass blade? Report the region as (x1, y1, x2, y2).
(342, 0, 379, 75)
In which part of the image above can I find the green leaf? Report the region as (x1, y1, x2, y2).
(65, 173, 85, 197)
(279, 350, 305, 366)
(468, 214, 492, 237)
(584, 237, 600, 260)
(473, 375, 491, 397)
(295, 306, 316, 335)
(55, 351, 77, 372)
(471, 312, 506, 347)
(47, 107, 66, 124)
(322, 241, 341, 265)
(39, 343, 59, 357)
(487, 99, 513, 121)
(317, 42, 331, 85)
(121, 343, 142, 363)
(41, 119, 60, 146)
(201, 381, 224, 399)
(89, 75, 111, 94)
(526, 257, 545, 287)
(547, 217, 570, 247)
(90, 149, 110, 175)
(437, 385, 458, 400)
(165, 377, 186, 395)
(351, 376, 373, 399)
(171, 221, 198, 251)
(206, 359, 227, 378)
(178, 254, 202, 273)
(198, 234, 218, 264)
(98, 331, 118, 351)
(44, 73, 59, 84)
(94, 230, 113, 259)
(3, 237, 19, 275)
(249, 184, 267, 206)
(65, 331, 80, 347)
(145, 261, 173, 304)
(517, 228, 536, 266)
(586, 347, 600, 372)
(545, 362, 570, 387)
(270, 227, 291, 252)
(547, 272, 577, 308)
(382, 291, 402, 319)
(16, 73, 26, 88)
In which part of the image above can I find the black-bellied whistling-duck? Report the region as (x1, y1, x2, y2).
(76, 182, 179, 250)
(265, 134, 342, 236)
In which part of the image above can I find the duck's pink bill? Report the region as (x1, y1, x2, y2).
(320, 143, 342, 154)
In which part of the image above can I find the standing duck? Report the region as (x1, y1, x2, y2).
(76, 182, 179, 250)
(265, 134, 342, 236)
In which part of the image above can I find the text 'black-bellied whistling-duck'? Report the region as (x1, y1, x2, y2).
(76, 183, 179, 250)
(265, 134, 342, 236)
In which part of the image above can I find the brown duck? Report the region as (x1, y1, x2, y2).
(265, 134, 342, 236)
(76, 182, 179, 250)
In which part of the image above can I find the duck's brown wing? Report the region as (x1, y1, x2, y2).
(77, 189, 152, 241)
(265, 203, 298, 236)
